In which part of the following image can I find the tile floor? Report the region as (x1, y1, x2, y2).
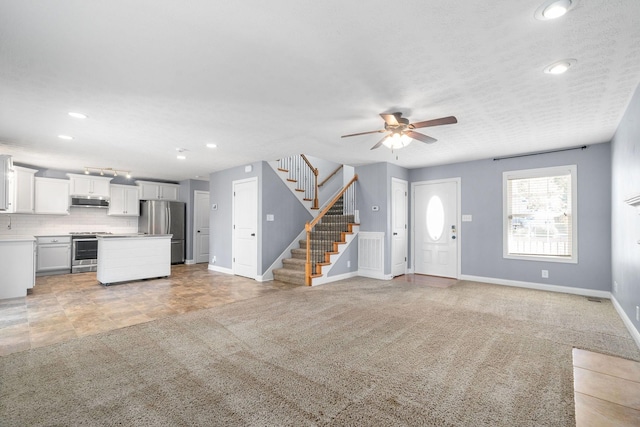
(0, 264, 300, 356)
(573, 348, 640, 426)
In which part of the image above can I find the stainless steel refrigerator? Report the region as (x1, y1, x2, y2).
(138, 200, 185, 264)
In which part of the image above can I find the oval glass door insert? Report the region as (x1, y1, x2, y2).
(426, 195, 445, 241)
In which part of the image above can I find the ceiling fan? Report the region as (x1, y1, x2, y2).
(341, 112, 458, 150)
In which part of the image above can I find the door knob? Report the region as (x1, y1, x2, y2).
(393, 232, 398, 235)
(251, 233, 256, 236)
(197, 230, 200, 233)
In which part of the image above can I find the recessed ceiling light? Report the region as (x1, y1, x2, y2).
(206, 143, 217, 148)
(535, 0, 574, 21)
(58, 135, 73, 140)
(177, 155, 186, 160)
(544, 59, 577, 74)
(68, 112, 88, 119)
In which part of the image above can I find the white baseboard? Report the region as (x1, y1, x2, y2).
(358, 270, 393, 281)
(611, 295, 640, 350)
(256, 274, 273, 282)
(208, 264, 233, 275)
(184, 259, 195, 265)
(459, 274, 611, 299)
(312, 271, 359, 286)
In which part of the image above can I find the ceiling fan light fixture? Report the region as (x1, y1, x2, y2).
(383, 133, 412, 150)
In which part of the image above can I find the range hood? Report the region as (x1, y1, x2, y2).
(70, 197, 109, 208)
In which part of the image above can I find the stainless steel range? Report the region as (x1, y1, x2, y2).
(70, 232, 112, 273)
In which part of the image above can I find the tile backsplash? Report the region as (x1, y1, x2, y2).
(0, 208, 138, 236)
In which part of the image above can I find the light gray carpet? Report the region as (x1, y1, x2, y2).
(1, 278, 638, 426)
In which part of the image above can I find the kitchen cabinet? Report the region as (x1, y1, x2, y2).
(137, 180, 179, 201)
(68, 174, 111, 198)
(0, 154, 12, 211)
(36, 236, 71, 275)
(5, 166, 37, 214)
(34, 177, 70, 215)
(0, 236, 36, 299)
(108, 184, 140, 216)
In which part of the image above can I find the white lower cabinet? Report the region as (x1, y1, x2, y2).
(34, 178, 70, 215)
(108, 185, 140, 216)
(36, 236, 71, 275)
(0, 236, 36, 299)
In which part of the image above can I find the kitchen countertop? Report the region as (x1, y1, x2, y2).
(96, 234, 173, 239)
(0, 235, 36, 242)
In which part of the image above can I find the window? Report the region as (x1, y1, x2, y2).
(503, 165, 577, 263)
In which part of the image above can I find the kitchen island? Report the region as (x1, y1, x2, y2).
(0, 235, 36, 299)
(96, 234, 172, 286)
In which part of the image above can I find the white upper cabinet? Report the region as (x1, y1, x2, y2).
(34, 177, 69, 215)
(67, 174, 112, 198)
(5, 166, 37, 214)
(108, 184, 140, 216)
(136, 180, 179, 201)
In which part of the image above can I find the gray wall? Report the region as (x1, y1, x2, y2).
(611, 83, 640, 331)
(209, 161, 312, 274)
(354, 162, 410, 275)
(261, 164, 312, 271)
(409, 142, 612, 291)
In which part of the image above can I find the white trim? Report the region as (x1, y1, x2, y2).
(503, 164, 578, 264)
(411, 177, 462, 279)
(232, 177, 258, 279)
(312, 271, 359, 286)
(193, 190, 210, 264)
(460, 274, 611, 299)
(255, 274, 272, 282)
(611, 295, 640, 350)
(185, 259, 196, 265)
(357, 270, 393, 281)
(391, 177, 408, 277)
(208, 264, 233, 275)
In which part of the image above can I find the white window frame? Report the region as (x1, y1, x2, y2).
(503, 165, 578, 264)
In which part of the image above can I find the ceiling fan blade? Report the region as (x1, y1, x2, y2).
(406, 131, 437, 144)
(370, 135, 389, 150)
(341, 129, 386, 138)
(379, 112, 402, 126)
(409, 116, 458, 129)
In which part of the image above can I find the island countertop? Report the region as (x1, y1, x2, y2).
(96, 233, 173, 239)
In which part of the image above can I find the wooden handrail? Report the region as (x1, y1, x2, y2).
(306, 174, 358, 231)
(318, 164, 343, 187)
(300, 154, 319, 209)
(305, 174, 358, 285)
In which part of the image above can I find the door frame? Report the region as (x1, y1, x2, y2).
(391, 177, 408, 277)
(410, 177, 461, 278)
(232, 177, 258, 279)
(193, 190, 210, 264)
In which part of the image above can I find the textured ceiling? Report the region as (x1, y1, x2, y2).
(1, 0, 640, 182)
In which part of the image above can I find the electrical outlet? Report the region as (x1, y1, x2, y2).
(347, 260, 351, 268)
(636, 306, 639, 322)
(541, 270, 549, 279)
(212, 256, 216, 264)
(613, 281, 618, 293)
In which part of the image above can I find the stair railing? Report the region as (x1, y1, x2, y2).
(278, 155, 319, 209)
(305, 174, 358, 285)
(318, 164, 343, 188)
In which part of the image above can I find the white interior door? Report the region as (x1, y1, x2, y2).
(391, 178, 408, 277)
(233, 178, 257, 278)
(414, 180, 459, 278)
(194, 190, 210, 264)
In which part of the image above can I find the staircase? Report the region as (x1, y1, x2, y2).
(273, 196, 357, 286)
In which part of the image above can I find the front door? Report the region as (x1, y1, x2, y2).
(413, 179, 459, 278)
(194, 190, 210, 264)
(232, 178, 258, 279)
(391, 178, 408, 277)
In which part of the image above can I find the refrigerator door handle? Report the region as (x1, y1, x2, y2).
(166, 206, 171, 234)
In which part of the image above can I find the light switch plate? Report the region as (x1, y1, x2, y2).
(462, 214, 472, 222)
(266, 214, 274, 221)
